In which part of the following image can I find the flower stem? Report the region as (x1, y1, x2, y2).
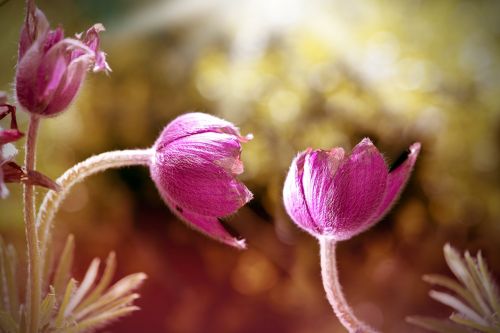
(319, 237, 378, 333)
(36, 149, 153, 268)
(24, 115, 40, 333)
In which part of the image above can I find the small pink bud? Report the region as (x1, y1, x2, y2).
(283, 138, 420, 240)
(15, 6, 110, 117)
(150, 113, 253, 249)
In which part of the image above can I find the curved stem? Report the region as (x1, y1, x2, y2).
(319, 237, 378, 333)
(36, 149, 153, 267)
(24, 115, 40, 333)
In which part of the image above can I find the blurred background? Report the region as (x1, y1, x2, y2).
(1, 0, 499, 332)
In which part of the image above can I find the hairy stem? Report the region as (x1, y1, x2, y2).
(319, 237, 378, 333)
(24, 115, 40, 333)
(36, 149, 153, 270)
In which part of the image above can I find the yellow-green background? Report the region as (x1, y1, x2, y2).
(1, 0, 499, 332)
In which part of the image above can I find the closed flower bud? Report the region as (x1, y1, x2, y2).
(150, 113, 253, 248)
(283, 138, 420, 240)
(15, 6, 110, 117)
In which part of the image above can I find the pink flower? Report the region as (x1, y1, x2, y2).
(1, 102, 58, 198)
(15, 6, 110, 117)
(150, 113, 253, 249)
(283, 138, 420, 240)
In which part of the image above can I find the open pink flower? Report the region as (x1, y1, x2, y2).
(283, 138, 420, 240)
(15, 5, 110, 117)
(1, 102, 58, 198)
(150, 113, 253, 249)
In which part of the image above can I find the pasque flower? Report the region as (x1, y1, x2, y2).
(283, 138, 420, 333)
(150, 113, 253, 249)
(283, 138, 421, 240)
(0, 101, 57, 198)
(15, 5, 110, 117)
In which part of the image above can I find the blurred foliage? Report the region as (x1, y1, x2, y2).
(0, 0, 499, 332)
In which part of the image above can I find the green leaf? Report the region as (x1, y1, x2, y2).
(429, 290, 488, 326)
(53, 235, 75, 300)
(406, 316, 471, 333)
(444, 244, 490, 318)
(39, 289, 56, 329)
(477, 252, 500, 318)
(67, 306, 139, 333)
(0, 310, 18, 333)
(450, 313, 497, 333)
(64, 258, 101, 316)
(423, 274, 482, 315)
(74, 273, 146, 320)
(55, 279, 77, 328)
(464, 251, 493, 316)
(74, 252, 116, 315)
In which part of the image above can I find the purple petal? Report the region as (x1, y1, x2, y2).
(0, 129, 24, 145)
(81, 24, 111, 73)
(42, 57, 88, 116)
(38, 39, 84, 106)
(42, 27, 64, 52)
(370, 142, 421, 222)
(161, 188, 246, 248)
(322, 138, 388, 240)
(151, 131, 252, 218)
(283, 150, 318, 235)
(0, 92, 7, 104)
(18, 7, 50, 61)
(156, 113, 251, 148)
(16, 37, 46, 112)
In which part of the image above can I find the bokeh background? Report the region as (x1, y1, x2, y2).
(1, 0, 500, 332)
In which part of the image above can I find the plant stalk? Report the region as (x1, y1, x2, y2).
(36, 149, 153, 270)
(319, 237, 378, 333)
(24, 115, 41, 333)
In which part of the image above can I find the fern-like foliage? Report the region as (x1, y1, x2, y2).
(0, 235, 146, 333)
(407, 243, 500, 333)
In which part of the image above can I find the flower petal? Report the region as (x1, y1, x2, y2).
(0, 129, 24, 145)
(18, 7, 50, 60)
(42, 27, 64, 52)
(322, 138, 388, 240)
(152, 163, 246, 248)
(283, 150, 319, 235)
(371, 142, 421, 222)
(16, 36, 46, 112)
(151, 132, 252, 217)
(169, 196, 246, 248)
(81, 24, 111, 73)
(37, 39, 86, 109)
(301, 148, 346, 235)
(42, 56, 89, 115)
(156, 112, 250, 148)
